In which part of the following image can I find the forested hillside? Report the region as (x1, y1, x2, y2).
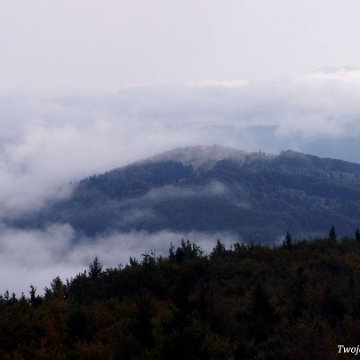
(9, 145, 360, 243)
(2, 231, 360, 359)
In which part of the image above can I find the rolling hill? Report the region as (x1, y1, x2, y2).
(9, 145, 360, 243)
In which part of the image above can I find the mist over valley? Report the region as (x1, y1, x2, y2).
(9, 144, 360, 244)
(2, 67, 360, 295)
(2, 2, 360, 355)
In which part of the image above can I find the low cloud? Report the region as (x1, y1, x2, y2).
(0, 224, 241, 296)
(118, 182, 236, 228)
(1, 70, 360, 217)
(1, 70, 360, 295)
(145, 181, 229, 202)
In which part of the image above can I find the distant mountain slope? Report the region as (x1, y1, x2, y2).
(136, 144, 247, 171)
(9, 146, 360, 243)
(304, 136, 360, 164)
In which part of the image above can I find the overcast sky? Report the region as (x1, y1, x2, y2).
(1, 0, 360, 93)
(1, 0, 360, 295)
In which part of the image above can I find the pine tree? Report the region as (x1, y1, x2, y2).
(210, 240, 226, 258)
(355, 228, 360, 242)
(89, 256, 102, 280)
(329, 225, 337, 241)
(282, 231, 292, 250)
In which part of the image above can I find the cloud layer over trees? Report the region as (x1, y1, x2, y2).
(1, 69, 360, 294)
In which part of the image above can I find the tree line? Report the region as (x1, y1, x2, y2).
(1, 227, 360, 359)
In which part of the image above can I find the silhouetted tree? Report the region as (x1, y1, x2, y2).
(282, 231, 292, 250)
(29, 285, 42, 307)
(169, 243, 176, 262)
(355, 228, 360, 242)
(210, 240, 226, 258)
(44, 276, 67, 299)
(329, 225, 337, 241)
(89, 256, 102, 280)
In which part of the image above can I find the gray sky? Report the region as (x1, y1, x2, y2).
(1, 0, 360, 92)
(1, 0, 360, 295)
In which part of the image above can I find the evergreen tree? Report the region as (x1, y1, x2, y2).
(355, 227, 360, 242)
(210, 240, 226, 258)
(329, 225, 337, 241)
(169, 243, 176, 262)
(44, 276, 67, 299)
(29, 285, 42, 307)
(88, 256, 102, 279)
(282, 231, 292, 250)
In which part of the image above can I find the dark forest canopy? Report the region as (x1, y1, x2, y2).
(8, 146, 360, 242)
(2, 230, 360, 359)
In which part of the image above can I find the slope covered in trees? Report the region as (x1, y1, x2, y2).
(2, 231, 360, 359)
(9, 145, 360, 242)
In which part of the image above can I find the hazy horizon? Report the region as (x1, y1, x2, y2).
(1, 0, 360, 295)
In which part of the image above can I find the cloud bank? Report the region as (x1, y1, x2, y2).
(1, 69, 360, 213)
(1, 68, 360, 294)
(0, 225, 240, 296)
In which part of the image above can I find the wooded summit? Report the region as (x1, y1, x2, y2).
(9, 144, 360, 243)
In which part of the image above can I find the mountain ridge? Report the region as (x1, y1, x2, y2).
(134, 144, 248, 171)
(8, 145, 360, 243)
